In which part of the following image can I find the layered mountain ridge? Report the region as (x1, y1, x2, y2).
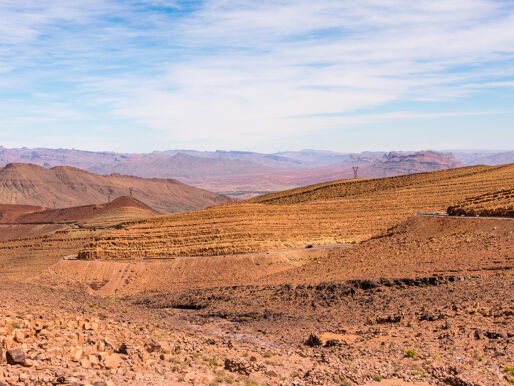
(0, 163, 231, 213)
(0, 146, 511, 198)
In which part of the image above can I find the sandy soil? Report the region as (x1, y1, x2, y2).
(36, 246, 346, 296)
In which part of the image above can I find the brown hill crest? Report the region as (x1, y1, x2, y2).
(0, 163, 232, 213)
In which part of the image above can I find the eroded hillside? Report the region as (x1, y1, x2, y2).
(79, 164, 514, 259)
(0, 163, 232, 213)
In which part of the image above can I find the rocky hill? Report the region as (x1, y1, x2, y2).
(0, 163, 231, 213)
(370, 151, 463, 176)
(0, 196, 162, 241)
(13, 196, 159, 224)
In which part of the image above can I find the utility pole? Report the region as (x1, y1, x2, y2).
(129, 187, 133, 197)
(352, 166, 359, 179)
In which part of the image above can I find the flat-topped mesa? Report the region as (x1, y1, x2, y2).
(373, 151, 463, 175)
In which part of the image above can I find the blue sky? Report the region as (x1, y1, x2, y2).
(1, 0, 513, 153)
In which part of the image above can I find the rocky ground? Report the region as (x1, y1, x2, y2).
(1, 271, 512, 385)
(0, 282, 309, 386)
(1, 216, 513, 385)
(134, 273, 513, 385)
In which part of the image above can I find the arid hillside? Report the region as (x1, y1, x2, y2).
(78, 163, 514, 259)
(0, 197, 162, 242)
(0, 203, 44, 223)
(0, 166, 512, 385)
(0, 163, 232, 213)
(18, 213, 512, 385)
(14, 196, 159, 224)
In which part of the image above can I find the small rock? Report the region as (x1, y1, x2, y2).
(144, 339, 161, 353)
(81, 358, 92, 369)
(14, 330, 24, 343)
(305, 334, 322, 347)
(104, 353, 122, 370)
(116, 343, 129, 355)
(6, 349, 29, 367)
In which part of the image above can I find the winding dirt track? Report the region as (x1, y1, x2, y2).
(37, 245, 348, 296)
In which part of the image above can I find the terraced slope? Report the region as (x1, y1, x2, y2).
(79, 164, 514, 259)
(447, 188, 514, 217)
(0, 228, 108, 281)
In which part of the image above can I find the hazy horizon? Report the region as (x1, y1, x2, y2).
(0, 144, 512, 156)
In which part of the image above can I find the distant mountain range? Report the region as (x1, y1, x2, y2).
(0, 146, 512, 198)
(0, 163, 232, 212)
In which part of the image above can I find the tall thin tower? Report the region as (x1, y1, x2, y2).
(352, 166, 359, 179)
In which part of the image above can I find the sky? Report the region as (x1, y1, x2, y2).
(1, 0, 514, 153)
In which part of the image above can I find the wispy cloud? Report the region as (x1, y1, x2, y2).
(0, 0, 513, 151)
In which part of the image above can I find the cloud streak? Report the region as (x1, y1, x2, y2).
(0, 0, 513, 151)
